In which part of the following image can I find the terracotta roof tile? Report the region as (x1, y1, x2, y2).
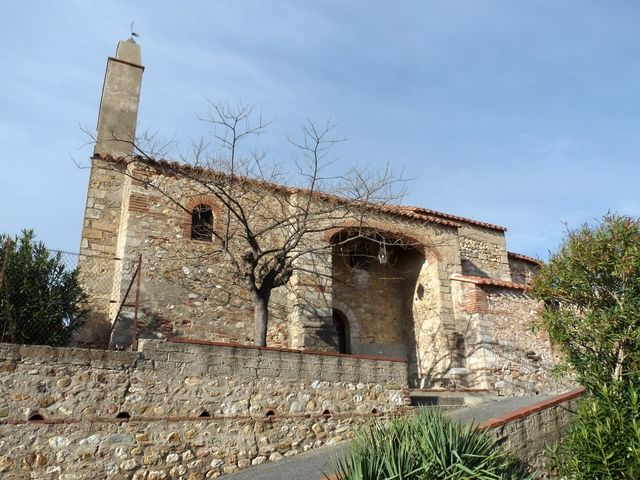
(95, 153, 506, 232)
(507, 251, 542, 266)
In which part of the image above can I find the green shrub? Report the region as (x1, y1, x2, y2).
(0, 230, 86, 346)
(554, 383, 640, 479)
(531, 215, 640, 478)
(533, 214, 640, 389)
(332, 408, 527, 480)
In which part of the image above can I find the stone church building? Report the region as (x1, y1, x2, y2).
(78, 39, 563, 395)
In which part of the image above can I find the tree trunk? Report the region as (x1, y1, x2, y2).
(253, 292, 270, 347)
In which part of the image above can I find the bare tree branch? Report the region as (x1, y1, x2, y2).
(89, 103, 415, 346)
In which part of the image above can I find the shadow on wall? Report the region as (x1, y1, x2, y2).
(110, 308, 172, 350)
(316, 312, 347, 353)
(413, 315, 478, 389)
(414, 306, 572, 395)
(461, 258, 491, 278)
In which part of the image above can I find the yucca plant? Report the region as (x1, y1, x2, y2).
(332, 408, 527, 480)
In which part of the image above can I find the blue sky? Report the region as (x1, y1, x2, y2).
(1, 1, 639, 258)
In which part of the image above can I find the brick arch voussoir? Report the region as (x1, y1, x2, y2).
(182, 195, 225, 239)
(325, 220, 443, 262)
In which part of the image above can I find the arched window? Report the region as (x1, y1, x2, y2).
(191, 205, 213, 241)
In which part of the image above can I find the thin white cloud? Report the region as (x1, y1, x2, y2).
(1, 0, 640, 255)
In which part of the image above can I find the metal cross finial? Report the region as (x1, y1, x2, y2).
(130, 21, 140, 38)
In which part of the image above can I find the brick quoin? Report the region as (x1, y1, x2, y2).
(127, 194, 150, 212)
(463, 285, 489, 314)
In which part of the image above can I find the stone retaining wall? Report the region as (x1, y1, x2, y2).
(481, 388, 585, 479)
(0, 340, 408, 479)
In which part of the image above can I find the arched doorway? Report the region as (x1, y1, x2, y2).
(332, 309, 351, 354)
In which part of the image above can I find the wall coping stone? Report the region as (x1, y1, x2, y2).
(164, 337, 408, 363)
(0, 340, 407, 367)
(0, 342, 140, 366)
(479, 387, 586, 430)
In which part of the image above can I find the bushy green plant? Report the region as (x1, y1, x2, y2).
(332, 408, 527, 480)
(0, 230, 86, 346)
(533, 214, 640, 477)
(553, 383, 640, 479)
(533, 214, 640, 389)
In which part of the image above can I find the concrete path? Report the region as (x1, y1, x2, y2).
(224, 443, 348, 480)
(224, 393, 556, 480)
(449, 392, 555, 424)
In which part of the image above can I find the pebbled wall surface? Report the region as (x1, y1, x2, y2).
(0, 340, 408, 479)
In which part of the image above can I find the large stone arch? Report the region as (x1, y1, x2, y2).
(329, 226, 427, 362)
(325, 220, 445, 264)
(325, 220, 462, 385)
(290, 218, 459, 387)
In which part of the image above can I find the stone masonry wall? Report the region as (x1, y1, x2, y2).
(458, 225, 511, 282)
(485, 288, 573, 396)
(0, 340, 408, 479)
(507, 256, 540, 285)
(76, 159, 129, 345)
(80, 154, 548, 394)
(451, 280, 573, 393)
(118, 165, 292, 348)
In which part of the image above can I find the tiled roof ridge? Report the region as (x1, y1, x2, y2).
(450, 274, 532, 291)
(507, 251, 543, 266)
(93, 153, 506, 232)
(404, 206, 506, 232)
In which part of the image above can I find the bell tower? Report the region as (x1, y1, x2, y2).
(94, 38, 144, 156)
(76, 39, 144, 345)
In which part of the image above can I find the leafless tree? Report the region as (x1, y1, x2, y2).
(89, 102, 409, 346)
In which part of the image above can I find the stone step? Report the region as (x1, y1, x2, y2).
(408, 389, 498, 410)
(409, 394, 465, 407)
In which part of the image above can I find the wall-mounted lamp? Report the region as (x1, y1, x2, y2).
(378, 243, 388, 264)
